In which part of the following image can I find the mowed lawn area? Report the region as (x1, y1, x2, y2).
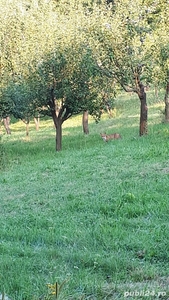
(1, 90, 169, 299)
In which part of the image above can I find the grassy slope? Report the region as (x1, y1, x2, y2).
(0, 90, 169, 299)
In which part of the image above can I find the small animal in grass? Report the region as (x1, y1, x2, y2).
(100, 132, 122, 142)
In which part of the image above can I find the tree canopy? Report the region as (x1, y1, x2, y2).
(0, 0, 168, 149)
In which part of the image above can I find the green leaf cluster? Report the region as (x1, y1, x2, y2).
(0, 0, 168, 124)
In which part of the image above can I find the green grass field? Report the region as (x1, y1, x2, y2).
(1, 89, 169, 300)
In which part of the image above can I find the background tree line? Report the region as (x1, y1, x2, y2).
(0, 0, 168, 150)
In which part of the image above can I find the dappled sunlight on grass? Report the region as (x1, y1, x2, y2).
(2, 88, 165, 145)
(149, 101, 164, 108)
(128, 114, 140, 118)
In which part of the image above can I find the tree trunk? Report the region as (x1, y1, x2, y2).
(49, 86, 73, 151)
(26, 122, 29, 136)
(3, 116, 11, 134)
(164, 81, 169, 122)
(82, 110, 89, 134)
(52, 113, 62, 151)
(34, 116, 40, 131)
(55, 119, 62, 151)
(154, 85, 159, 100)
(137, 83, 148, 136)
(106, 105, 113, 118)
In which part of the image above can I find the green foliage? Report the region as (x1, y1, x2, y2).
(30, 45, 105, 121)
(0, 0, 116, 130)
(0, 93, 13, 119)
(1, 0, 168, 135)
(88, 0, 154, 91)
(0, 0, 168, 143)
(2, 81, 36, 122)
(146, 0, 169, 86)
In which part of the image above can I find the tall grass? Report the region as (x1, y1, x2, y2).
(0, 89, 169, 299)
(0, 136, 7, 170)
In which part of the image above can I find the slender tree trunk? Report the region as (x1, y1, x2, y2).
(55, 119, 62, 151)
(34, 116, 40, 131)
(52, 113, 62, 151)
(49, 86, 72, 151)
(3, 116, 11, 134)
(154, 85, 159, 100)
(26, 122, 29, 136)
(137, 83, 148, 136)
(22, 118, 30, 136)
(82, 110, 89, 134)
(106, 105, 113, 118)
(164, 81, 169, 122)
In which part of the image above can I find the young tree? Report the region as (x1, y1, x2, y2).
(148, 0, 169, 121)
(31, 44, 104, 151)
(88, 0, 155, 135)
(4, 80, 39, 136)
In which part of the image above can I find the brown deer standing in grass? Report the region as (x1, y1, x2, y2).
(100, 132, 122, 142)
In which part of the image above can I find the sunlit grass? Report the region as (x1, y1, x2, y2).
(1, 89, 169, 299)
